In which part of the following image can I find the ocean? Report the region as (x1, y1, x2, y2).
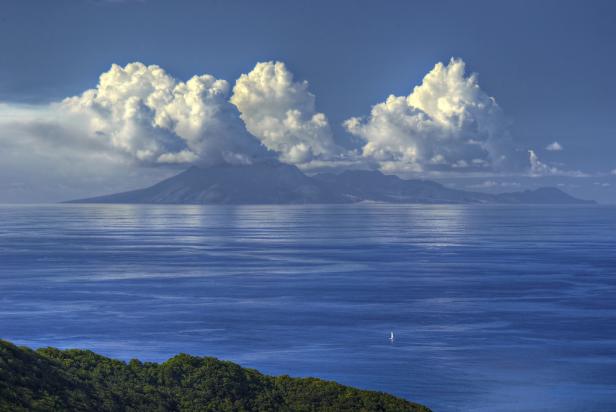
(1, 204, 615, 411)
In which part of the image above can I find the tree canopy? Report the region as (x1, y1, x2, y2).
(0, 339, 430, 412)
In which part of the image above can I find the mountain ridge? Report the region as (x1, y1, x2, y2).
(67, 161, 595, 205)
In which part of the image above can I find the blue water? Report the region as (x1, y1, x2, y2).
(1, 204, 615, 411)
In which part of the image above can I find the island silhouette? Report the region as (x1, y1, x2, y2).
(68, 160, 595, 205)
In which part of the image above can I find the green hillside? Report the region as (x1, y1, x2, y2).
(0, 339, 430, 412)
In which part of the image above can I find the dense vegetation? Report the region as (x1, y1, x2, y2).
(0, 339, 430, 411)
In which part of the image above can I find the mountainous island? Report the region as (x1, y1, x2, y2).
(68, 160, 594, 205)
(0, 339, 430, 412)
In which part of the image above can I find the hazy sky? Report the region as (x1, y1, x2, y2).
(1, 0, 615, 202)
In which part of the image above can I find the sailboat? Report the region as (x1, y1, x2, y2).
(389, 331, 394, 342)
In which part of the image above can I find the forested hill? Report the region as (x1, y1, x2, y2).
(0, 339, 430, 412)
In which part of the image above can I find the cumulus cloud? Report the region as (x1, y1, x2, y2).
(344, 58, 520, 174)
(231, 61, 341, 165)
(528, 150, 586, 177)
(529, 149, 556, 175)
(61, 62, 267, 165)
(545, 141, 563, 151)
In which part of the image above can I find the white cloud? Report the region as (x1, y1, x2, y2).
(529, 149, 556, 176)
(344, 58, 518, 174)
(528, 149, 586, 177)
(231, 61, 341, 165)
(545, 141, 563, 151)
(61, 62, 266, 165)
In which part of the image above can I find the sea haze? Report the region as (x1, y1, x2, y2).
(1, 204, 615, 411)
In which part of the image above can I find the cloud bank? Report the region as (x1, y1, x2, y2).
(0, 58, 601, 201)
(0, 63, 272, 201)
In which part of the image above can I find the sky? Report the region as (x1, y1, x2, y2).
(1, 0, 615, 203)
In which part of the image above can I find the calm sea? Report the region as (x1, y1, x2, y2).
(1, 204, 615, 411)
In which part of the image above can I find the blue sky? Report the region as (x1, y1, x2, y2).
(1, 0, 615, 202)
